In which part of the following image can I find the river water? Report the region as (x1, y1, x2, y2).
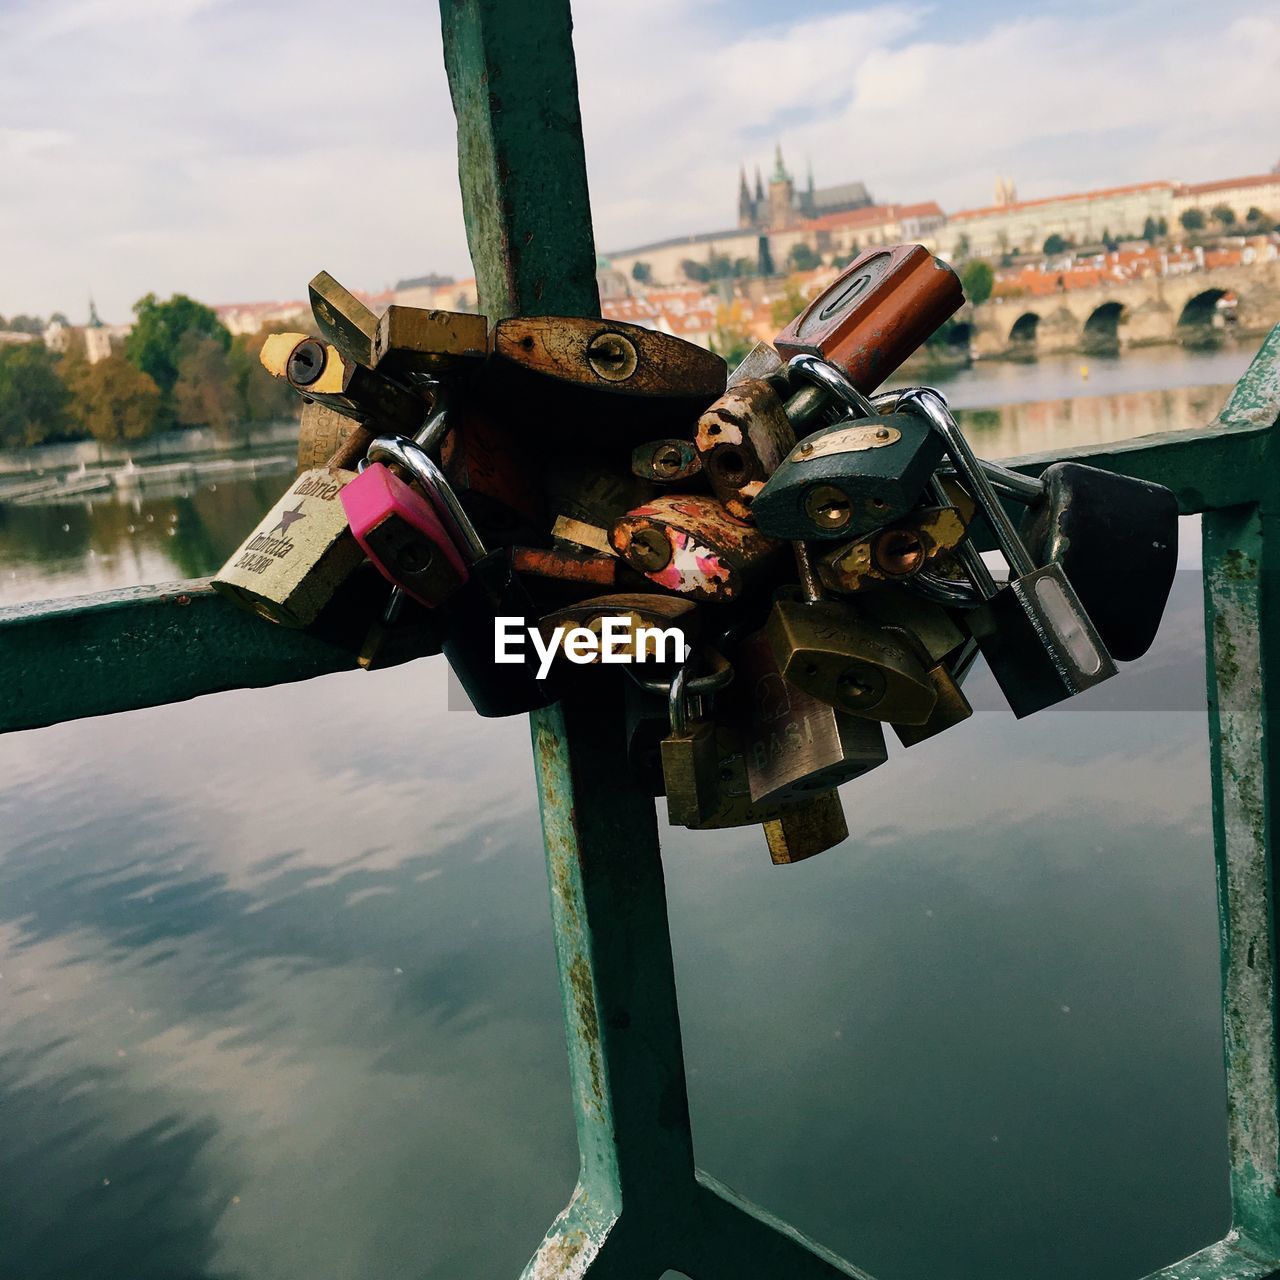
(0, 340, 1261, 1279)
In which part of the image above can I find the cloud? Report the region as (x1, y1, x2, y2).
(1, 0, 1276, 321)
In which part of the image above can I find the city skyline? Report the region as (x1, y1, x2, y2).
(3, 0, 1278, 322)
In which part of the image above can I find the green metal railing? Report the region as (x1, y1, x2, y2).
(4, 3, 1280, 1276)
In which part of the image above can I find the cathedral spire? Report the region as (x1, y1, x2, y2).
(772, 142, 790, 184)
(754, 166, 764, 201)
(87, 296, 103, 329)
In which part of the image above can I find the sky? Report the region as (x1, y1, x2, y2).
(1, 0, 1277, 323)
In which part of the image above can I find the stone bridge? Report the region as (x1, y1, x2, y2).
(967, 260, 1280, 357)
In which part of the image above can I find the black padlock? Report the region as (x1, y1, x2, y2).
(1019, 462, 1178, 662)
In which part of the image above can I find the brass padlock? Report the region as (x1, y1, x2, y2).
(817, 505, 967, 594)
(295, 401, 373, 474)
(308, 270, 380, 368)
(611, 495, 780, 603)
(538, 594, 699, 665)
(212, 467, 364, 627)
(730, 626, 887, 806)
(661, 664, 719, 827)
(492, 316, 726, 400)
(766, 597, 938, 726)
(680, 721, 850, 865)
(374, 305, 488, 382)
(856, 592, 973, 747)
(694, 378, 795, 521)
(765, 546, 938, 726)
(260, 333, 424, 435)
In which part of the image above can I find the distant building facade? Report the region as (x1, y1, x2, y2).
(949, 174, 1280, 259)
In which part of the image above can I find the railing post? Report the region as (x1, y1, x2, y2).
(1201, 408, 1280, 1264)
(437, 3, 873, 1276)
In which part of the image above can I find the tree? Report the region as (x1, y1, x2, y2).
(631, 261, 651, 284)
(1157, 217, 1168, 236)
(123, 293, 230, 397)
(681, 259, 710, 284)
(770, 280, 808, 330)
(732, 257, 755, 278)
(960, 260, 994, 306)
(1211, 204, 1236, 228)
(173, 331, 238, 429)
(951, 233, 971, 261)
(5, 315, 46, 334)
(1245, 207, 1274, 233)
(1101, 227, 1119, 251)
(0, 342, 69, 446)
(65, 351, 162, 441)
(707, 253, 735, 280)
(230, 329, 299, 424)
(1180, 208, 1205, 232)
(787, 242, 821, 271)
(1042, 233, 1068, 255)
(1142, 216, 1160, 242)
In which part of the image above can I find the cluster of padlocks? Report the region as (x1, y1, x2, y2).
(213, 245, 1179, 863)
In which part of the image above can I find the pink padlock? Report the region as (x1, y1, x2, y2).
(341, 461, 469, 608)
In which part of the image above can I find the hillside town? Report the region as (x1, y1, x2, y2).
(0, 158, 1274, 450)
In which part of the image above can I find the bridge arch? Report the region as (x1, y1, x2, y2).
(1009, 311, 1039, 345)
(1082, 300, 1125, 352)
(1178, 288, 1229, 330)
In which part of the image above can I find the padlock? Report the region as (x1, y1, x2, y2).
(694, 378, 795, 521)
(341, 461, 470, 609)
(611, 496, 780, 603)
(212, 466, 363, 627)
(752, 408, 945, 542)
(373, 304, 488, 382)
(1019, 461, 1178, 661)
(817, 505, 968, 594)
(364, 435, 556, 718)
(551, 515, 615, 557)
(765, 548, 938, 726)
(681, 720, 850, 863)
(774, 244, 964, 391)
(260, 332, 425, 435)
(512, 545, 621, 589)
(492, 316, 726, 400)
(660, 662, 721, 827)
(899, 388, 1118, 717)
(538, 594, 699, 665)
(308, 270, 380, 368)
(855, 592, 973, 747)
(726, 341, 785, 389)
(762, 791, 849, 865)
(296, 402, 364, 474)
(631, 439, 703, 485)
(729, 626, 887, 806)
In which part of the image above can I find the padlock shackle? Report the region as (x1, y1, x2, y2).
(366, 434, 487, 564)
(869, 389, 1045, 505)
(787, 354, 878, 420)
(892, 388, 1038, 580)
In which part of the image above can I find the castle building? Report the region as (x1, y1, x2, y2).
(738, 145, 872, 231)
(606, 145, 883, 288)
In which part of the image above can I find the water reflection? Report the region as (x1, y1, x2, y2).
(0, 343, 1240, 1278)
(0, 553, 1227, 1278)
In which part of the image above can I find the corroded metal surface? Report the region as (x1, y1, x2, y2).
(0, 580, 362, 732)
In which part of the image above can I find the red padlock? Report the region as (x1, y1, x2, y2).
(774, 244, 964, 392)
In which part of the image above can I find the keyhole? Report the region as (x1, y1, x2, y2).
(803, 484, 852, 531)
(586, 331, 639, 381)
(287, 339, 327, 387)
